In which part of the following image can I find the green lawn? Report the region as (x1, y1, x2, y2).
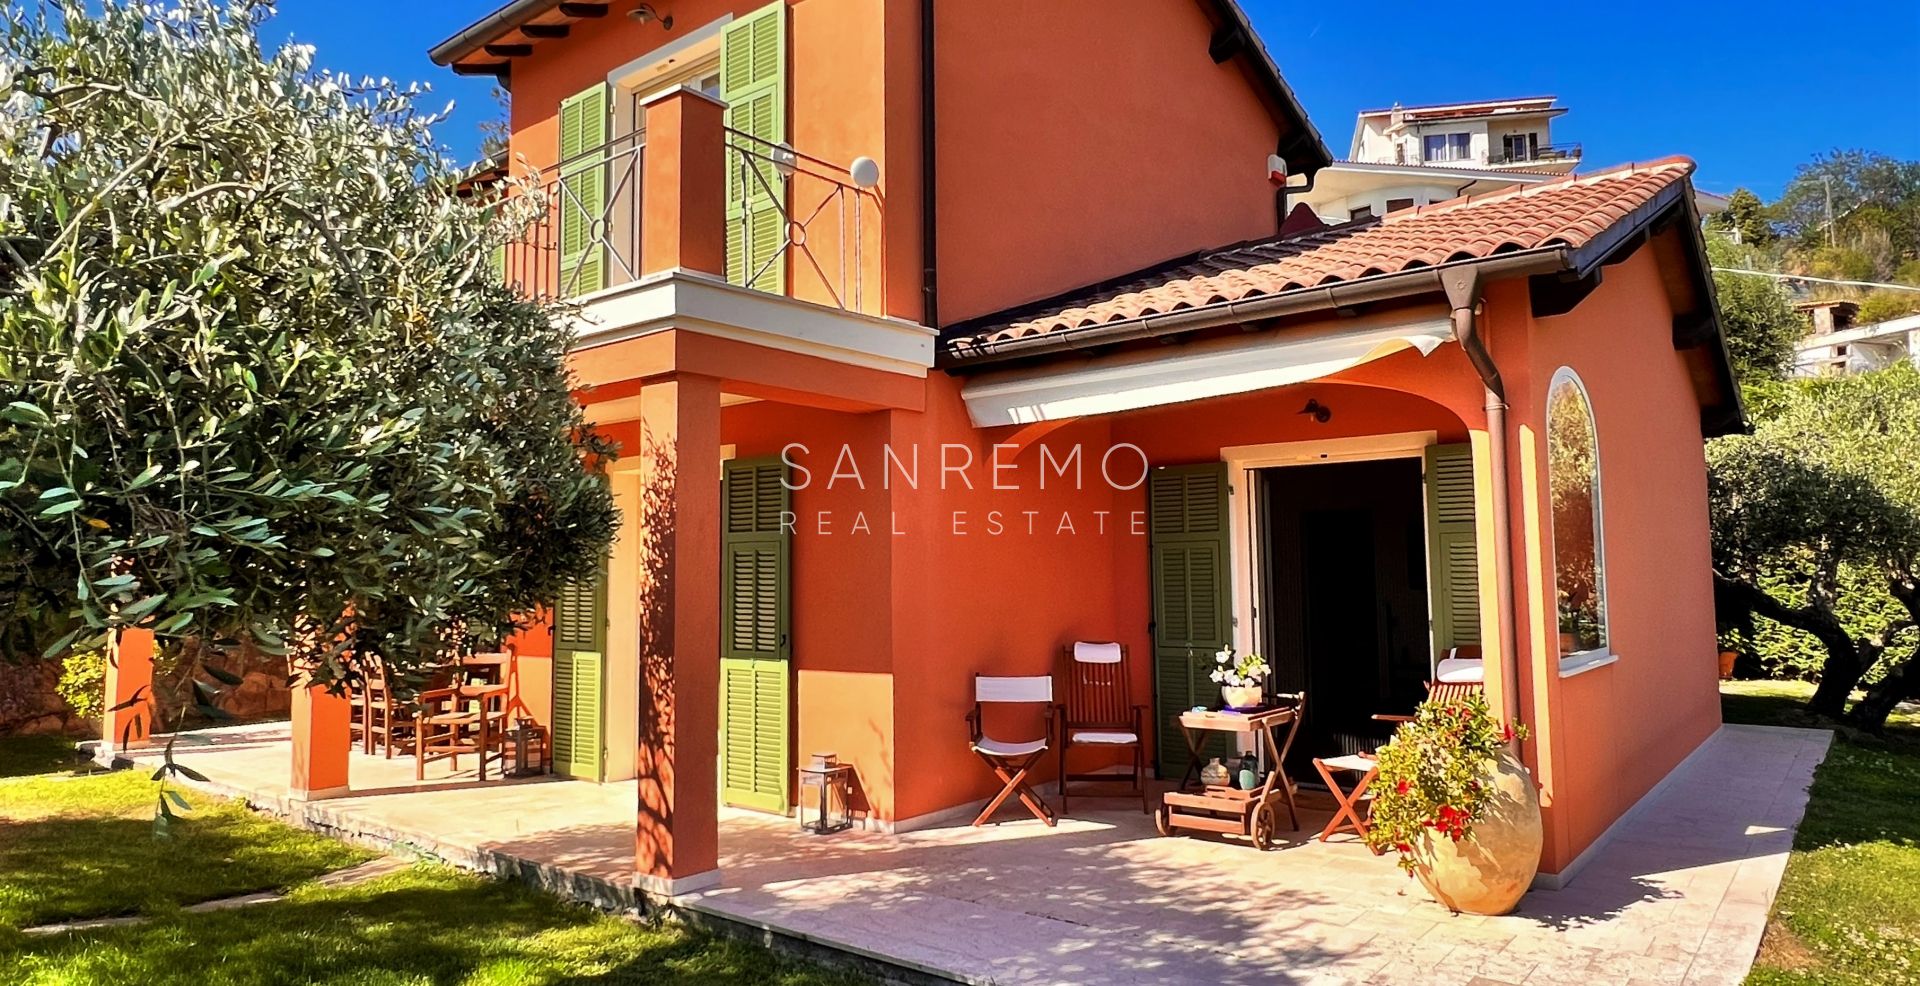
(0, 738, 869, 985)
(1723, 681, 1920, 986)
(0, 762, 372, 929)
(0, 734, 100, 779)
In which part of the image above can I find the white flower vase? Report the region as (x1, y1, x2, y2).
(1221, 685, 1264, 710)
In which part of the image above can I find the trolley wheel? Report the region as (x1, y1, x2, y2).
(1154, 804, 1173, 838)
(1251, 803, 1278, 851)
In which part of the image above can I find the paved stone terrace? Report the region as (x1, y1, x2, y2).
(123, 722, 1829, 985)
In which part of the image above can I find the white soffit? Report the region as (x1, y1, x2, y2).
(960, 315, 1454, 427)
(567, 270, 936, 376)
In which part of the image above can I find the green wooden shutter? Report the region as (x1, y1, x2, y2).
(1425, 444, 1482, 658)
(1149, 463, 1233, 778)
(721, 456, 791, 812)
(558, 83, 609, 295)
(551, 561, 608, 781)
(720, 2, 787, 294)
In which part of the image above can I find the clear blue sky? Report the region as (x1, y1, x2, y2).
(266, 0, 1920, 200)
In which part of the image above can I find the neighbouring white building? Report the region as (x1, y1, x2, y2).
(1352, 96, 1579, 172)
(1298, 95, 1725, 225)
(1793, 300, 1920, 376)
(1298, 96, 1576, 224)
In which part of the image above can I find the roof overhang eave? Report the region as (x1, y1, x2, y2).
(430, 0, 562, 67)
(938, 246, 1573, 370)
(1207, 0, 1333, 173)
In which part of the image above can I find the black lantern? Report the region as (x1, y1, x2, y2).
(797, 752, 854, 835)
(506, 718, 548, 777)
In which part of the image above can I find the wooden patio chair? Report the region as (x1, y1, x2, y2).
(1374, 676, 1486, 727)
(1056, 642, 1148, 815)
(360, 662, 418, 759)
(966, 674, 1057, 827)
(415, 682, 511, 781)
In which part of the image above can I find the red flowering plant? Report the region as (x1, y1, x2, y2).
(1362, 690, 1528, 872)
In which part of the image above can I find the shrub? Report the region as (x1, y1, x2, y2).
(1858, 290, 1920, 326)
(54, 650, 108, 721)
(1364, 691, 1527, 872)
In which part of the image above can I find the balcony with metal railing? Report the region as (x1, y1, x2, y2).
(485, 86, 931, 378)
(494, 100, 889, 318)
(1490, 142, 1582, 167)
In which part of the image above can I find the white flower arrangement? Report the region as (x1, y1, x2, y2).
(1209, 647, 1269, 688)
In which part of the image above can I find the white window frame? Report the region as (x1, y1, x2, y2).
(1422, 132, 1471, 164)
(608, 16, 728, 136)
(1545, 367, 1616, 676)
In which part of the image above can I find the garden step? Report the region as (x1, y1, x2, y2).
(17, 855, 409, 936)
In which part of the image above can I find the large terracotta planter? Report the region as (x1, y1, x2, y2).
(1412, 747, 1542, 915)
(1718, 650, 1738, 680)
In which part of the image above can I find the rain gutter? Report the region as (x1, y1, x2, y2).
(430, 0, 562, 67)
(941, 246, 1572, 368)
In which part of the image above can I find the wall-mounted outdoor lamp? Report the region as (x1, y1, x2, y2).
(628, 4, 674, 30)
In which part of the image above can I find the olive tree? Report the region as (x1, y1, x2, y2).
(0, 1, 615, 695)
(1709, 367, 1920, 728)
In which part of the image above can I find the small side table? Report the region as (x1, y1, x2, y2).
(1312, 754, 1380, 848)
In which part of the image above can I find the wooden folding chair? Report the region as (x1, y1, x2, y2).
(1312, 754, 1380, 846)
(966, 674, 1057, 827)
(1057, 641, 1149, 815)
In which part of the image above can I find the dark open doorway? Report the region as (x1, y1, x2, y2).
(1258, 457, 1432, 776)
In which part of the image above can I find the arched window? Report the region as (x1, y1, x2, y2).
(1547, 370, 1608, 659)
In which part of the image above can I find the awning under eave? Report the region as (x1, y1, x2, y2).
(958, 315, 1454, 427)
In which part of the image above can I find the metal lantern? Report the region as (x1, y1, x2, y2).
(506, 718, 549, 778)
(797, 752, 854, 835)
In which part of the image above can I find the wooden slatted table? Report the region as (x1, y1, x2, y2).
(1155, 704, 1302, 850)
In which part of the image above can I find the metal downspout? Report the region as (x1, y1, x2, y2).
(1442, 268, 1522, 730)
(920, 0, 939, 329)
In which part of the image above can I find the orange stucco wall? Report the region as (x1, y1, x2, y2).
(723, 401, 903, 818)
(505, 612, 555, 732)
(1510, 249, 1723, 873)
(932, 0, 1286, 323)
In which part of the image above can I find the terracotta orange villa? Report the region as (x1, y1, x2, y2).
(102, 0, 1743, 901)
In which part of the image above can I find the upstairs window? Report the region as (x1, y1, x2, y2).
(1422, 133, 1471, 163)
(1547, 370, 1607, 659)
(1385, 197, 1415, 213)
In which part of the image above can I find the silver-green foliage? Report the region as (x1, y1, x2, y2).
(1709, 366, 1920, 725)
(0, 0, 615, 680)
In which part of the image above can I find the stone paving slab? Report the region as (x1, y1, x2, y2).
(122, 722, 1830, 985)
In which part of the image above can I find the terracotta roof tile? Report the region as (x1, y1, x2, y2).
(947, 158, 1696, 352)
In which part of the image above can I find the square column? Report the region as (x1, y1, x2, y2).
(634, 373, 724, 896)
(639, 85, 727, 279)
(290, 665, 351, 801)
(99, 628, 156, 761)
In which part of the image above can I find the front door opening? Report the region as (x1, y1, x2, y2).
(1258, 457, 1431, 776)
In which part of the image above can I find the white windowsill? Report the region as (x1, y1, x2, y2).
(1558, 649, 1619, 678)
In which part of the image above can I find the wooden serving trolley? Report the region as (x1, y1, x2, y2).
(1154, 695, 1305, 851)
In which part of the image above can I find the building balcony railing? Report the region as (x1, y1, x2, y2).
(490, 97, 885, 317)
(1490, 142, 1582, 167)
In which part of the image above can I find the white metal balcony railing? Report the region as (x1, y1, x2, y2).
(492, 127, 883, 315)
(1491, 142, 1582, 166)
